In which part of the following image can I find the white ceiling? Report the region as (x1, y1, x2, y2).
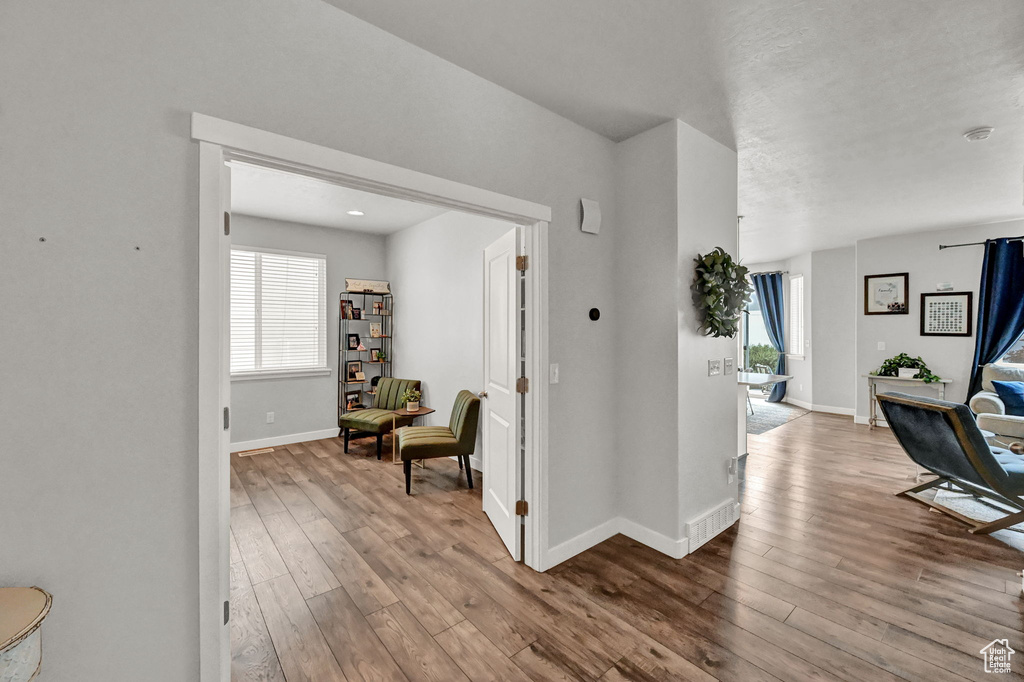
(326, 0, 1024, 260)
(229, 162, 448, 234)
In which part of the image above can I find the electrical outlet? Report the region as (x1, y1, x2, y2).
(549, 363, 559, 384)
(724, 357, 734, 375)
(266, 412, 275, 424)
(727, 456, 738, 484)
(708, 359, 722, 376)
(877, 341, 886, 351)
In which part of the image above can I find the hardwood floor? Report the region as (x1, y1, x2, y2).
(231, 415, 1023, 681)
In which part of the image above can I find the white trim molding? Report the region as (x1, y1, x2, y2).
(194, 113, 552, 681)
(230, 428, 341, 453)
(618, 518, 689, 559)
(541, 516, 690, 571)
(231, 368, 331, 381)
(784, 396, 813, 410)
(812, 404, 856, 417)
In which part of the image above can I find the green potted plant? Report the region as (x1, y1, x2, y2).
(872, 353, 941, 383)
(692, 247, 752, 338)
(374, 349, 387, 363)
(401, 387, 421, 412)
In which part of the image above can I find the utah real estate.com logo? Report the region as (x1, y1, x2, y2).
(981, 639, 1014, 674)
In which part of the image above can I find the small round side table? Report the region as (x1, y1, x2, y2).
(0, 587, 52, 682)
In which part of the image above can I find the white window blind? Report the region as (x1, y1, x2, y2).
(789, 275, 804, 355)
(231, 247, 327, 375)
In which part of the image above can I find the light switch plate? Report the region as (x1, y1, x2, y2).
(877, 341, 886, 351)
(724, 357, 734, 375)
(708, 359, 722, 376)
(549, 363, 559, 384)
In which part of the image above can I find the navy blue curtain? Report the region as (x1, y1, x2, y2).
(968, 238, 1024, 399)
(752, 272, 787, 402)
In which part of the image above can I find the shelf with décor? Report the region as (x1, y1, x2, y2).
(338, 285, 393, 424)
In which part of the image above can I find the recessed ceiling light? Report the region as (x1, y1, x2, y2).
(963, 127, 994, 142)
(347, 210, 365, 216)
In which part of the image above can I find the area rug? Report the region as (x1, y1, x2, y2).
(746, 397, 809, 435)
(925, 487, 1024, 551)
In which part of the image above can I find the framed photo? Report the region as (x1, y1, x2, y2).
(344, 390, 362, 410)
(369, 322, 382, 338)
(346, 333, 360, 350)
(352, 307, 362, 320)
(864, 273, 909, 315)
(346, 360, 362, 381)
(354, 371, 367, 382)
(341, 300, 353, 319)
(920, 292, 973, 337)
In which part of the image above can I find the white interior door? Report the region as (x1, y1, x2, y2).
(482, 227, 521, 559)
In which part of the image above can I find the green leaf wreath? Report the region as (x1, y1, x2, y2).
(692, 247, 752, 338)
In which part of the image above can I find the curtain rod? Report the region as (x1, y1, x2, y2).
(750, 270, 789, 275)
(938, 236, 1024, 250)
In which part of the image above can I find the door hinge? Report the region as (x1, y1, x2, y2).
(223, 212, 231, 236)
(223, 406, 230, 430)
(516, 255, 528, 271)
(224, 600, 230, 625)
(515, 500, 529, 516)
(516, 376, 529, 393)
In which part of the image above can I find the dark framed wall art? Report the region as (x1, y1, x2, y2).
(864, 273, 909, 315)
(920, 292, 973, 337)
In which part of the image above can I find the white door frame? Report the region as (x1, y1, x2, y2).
(191, 113, 550, 681)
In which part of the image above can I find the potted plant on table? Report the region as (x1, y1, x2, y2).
(872, 353, 941, 383)
(401, 387, 421, 412)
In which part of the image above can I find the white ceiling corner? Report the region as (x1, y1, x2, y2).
(326, 0, 1024, 260)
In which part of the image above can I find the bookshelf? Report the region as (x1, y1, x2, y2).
(338, 291, 393, 425)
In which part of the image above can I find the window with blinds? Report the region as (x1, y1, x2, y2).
(789, 274, 804, 355)
(230, 247, 327, 376)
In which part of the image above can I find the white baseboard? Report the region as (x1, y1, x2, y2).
(853, 415, 888, 428)
(812, 404, 855, 417)
(231, 427, 339, 452)
(784, 397, 813, 410)
(618, 518, 689, 559)
(542, 517, 621, 571)
(542, 511, 707, 570)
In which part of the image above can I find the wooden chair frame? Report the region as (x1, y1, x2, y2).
(878, 393, 1024, 534)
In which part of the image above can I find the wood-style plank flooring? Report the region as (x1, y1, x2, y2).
(231, 415, 1023, 681)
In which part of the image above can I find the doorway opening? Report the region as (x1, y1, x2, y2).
(193, 114, 550, 681)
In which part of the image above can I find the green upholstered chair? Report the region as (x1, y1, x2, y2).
(339, 377, 421, 460)
(397, 390, 480, 494)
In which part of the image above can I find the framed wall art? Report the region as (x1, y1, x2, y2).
(864, 273, 909, 315)
(920, 292, 972, 337)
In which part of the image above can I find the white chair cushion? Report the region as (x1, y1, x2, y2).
(982, 363, 1024, 392)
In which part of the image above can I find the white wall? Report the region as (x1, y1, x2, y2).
(612, 119, 740, 553)
(0, 1, 620, 677)
(856, 219, 1024, 420)
(675, 120, 740, 538)
(386, 211, 513, 463)
(811, 246, 856, 412)
(229, 215, 386, 445)
(614, 121, 681, 541)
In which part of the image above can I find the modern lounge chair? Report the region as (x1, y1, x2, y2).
(397, 390, 480, 495)
(876, 391, 1024, 534)
(339, 377, 421, 460)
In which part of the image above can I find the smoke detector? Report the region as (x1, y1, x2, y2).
(963, 127, 994, 141)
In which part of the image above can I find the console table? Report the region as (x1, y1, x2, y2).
(864, 374, 953, 428)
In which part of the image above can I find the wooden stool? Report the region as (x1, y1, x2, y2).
(0, 587, 52, 681)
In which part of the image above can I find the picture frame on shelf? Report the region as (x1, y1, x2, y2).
(342, 300, 353, 319)
(864, 273, 909, 315)
(920, 292, 973, 337)
(354, 371, 367, 382)
(344, 390, 362, 410)
(346, 333, 360, 350)
(352, 307, 362, 320)
(346, 360, 362, 381)
(369, 322, 382, 338)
